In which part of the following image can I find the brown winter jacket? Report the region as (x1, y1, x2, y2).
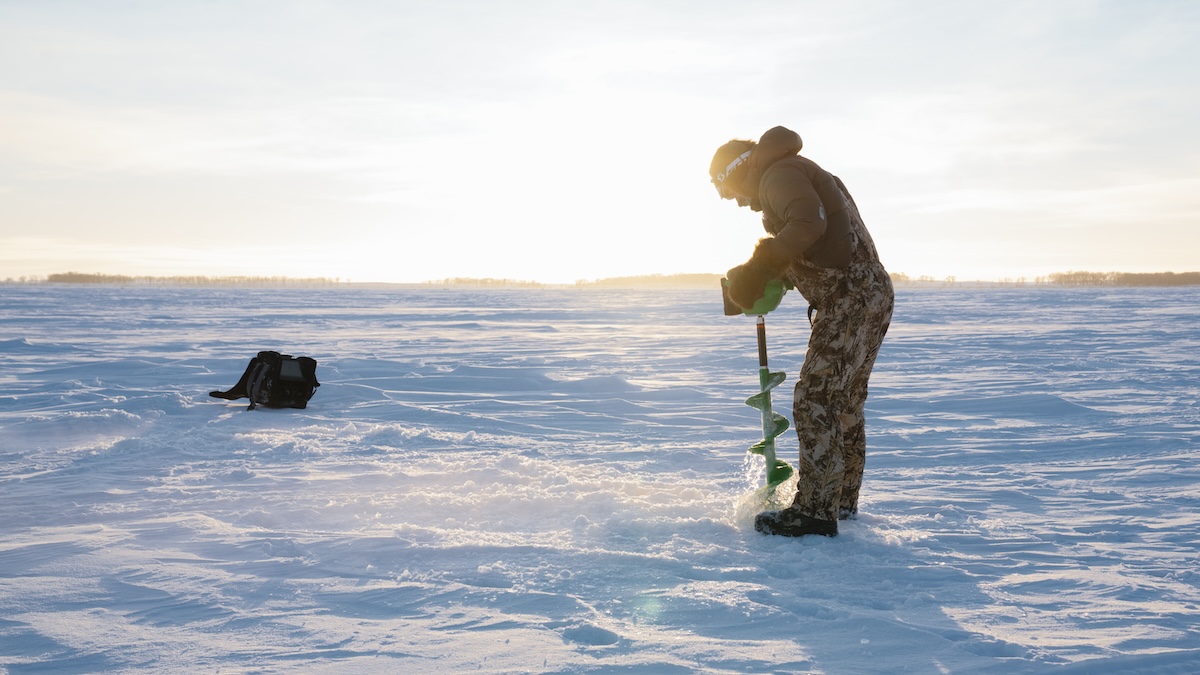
(744, 127, 854, 269)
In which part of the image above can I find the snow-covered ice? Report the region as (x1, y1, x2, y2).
(1, 283, 1198, 673)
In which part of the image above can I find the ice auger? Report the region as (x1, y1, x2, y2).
(722, 278, 795, 491)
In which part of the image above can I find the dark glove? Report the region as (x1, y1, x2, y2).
(726, 238, 792, 310)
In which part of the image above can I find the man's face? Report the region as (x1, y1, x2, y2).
(714, 181, 740, 201)
(712, 149, 752, 204)
(714, 179, 751, 207)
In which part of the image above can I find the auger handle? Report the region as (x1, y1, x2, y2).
(756, 316, 769, 369)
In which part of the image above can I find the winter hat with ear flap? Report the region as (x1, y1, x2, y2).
(709, 139, 756, 199)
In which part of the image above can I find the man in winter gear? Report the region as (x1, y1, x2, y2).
(712, 126, 894, 537)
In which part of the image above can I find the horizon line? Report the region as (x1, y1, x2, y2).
(8, 270, 1200, 289)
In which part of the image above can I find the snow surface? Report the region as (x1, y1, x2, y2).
(1, 283, 1198, 674)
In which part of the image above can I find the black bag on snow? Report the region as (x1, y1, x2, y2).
(209, 351, 320, 410)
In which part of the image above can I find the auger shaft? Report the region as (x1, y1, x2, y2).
(747, 315, 794, 488)
(756, 317, 776, 463)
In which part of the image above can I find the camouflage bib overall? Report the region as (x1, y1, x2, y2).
(782, 183, 894, 521)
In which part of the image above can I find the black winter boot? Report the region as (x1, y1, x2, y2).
(754, 507, 838, 537)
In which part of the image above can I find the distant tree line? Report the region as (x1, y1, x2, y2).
(890, 271, 1200, 287)
(1045, 271, 1200, 286)
(425, 277, 546, 287)
(43, 272, 343, 286)
(576, 273, 722, 288)
(889, 272, 957, 284)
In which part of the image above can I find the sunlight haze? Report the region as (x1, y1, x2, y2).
(2, 1, 1197, 283)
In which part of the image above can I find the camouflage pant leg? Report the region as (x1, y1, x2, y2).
(791, 265, 892, 521)
(836, 275, 892, 515)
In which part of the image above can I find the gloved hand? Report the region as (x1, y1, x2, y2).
(726, 238, 792, 310)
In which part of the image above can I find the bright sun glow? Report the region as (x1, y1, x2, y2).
(2, 2, 1198, 283)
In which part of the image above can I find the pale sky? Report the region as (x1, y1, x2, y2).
(2, 0, 1198, 283)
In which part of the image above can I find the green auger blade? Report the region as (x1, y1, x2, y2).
(747, 414, 789, 456)
(763, 370, 787, 391)
(767, 458, 794, 487)
(749, 438, 779, 457)
(745, 372, 787, 410)
(746, 389, 785, 410)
